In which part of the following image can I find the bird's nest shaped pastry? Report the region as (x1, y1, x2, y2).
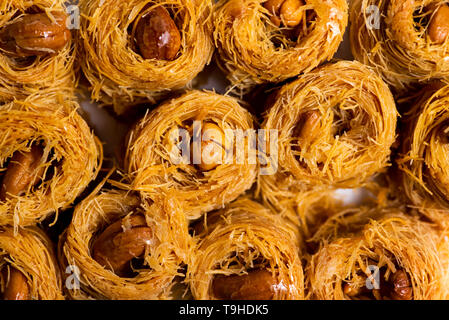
(350, 0, 449, 93)
(78, 0, 214, 114)
(213, 0, 348, 92)
(122, 90, 258, 221)
(308, 207, 449, 300)
(0, 93, 102, 227)
(0, 0, 75, 102)
(258, 61, 397, 221)
(0, 226, 63, 300)
(188, 197, 304, 300)
(60, 189, 192, 300)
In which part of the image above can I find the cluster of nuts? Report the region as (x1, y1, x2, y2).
(263, 0, 305, 27)
(163, 121, 226, 172)
(343, 268, 413, 300)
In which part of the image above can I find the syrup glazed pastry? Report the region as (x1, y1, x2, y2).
(188, 198, 304, 300)
(397, 82, 449, 228)
(123, 90, 257, 221)
(308, 207, 449, 300)
(258, 61, 397, 225)
(350, 0, 449, 94)
(78, 0, 214, 114)
(0, 226, 63, 300)
(60, 190, 192, 300)
(0, 0, 75, 102)
(0, 93, 103, 227)
(212, 0, 347, 92)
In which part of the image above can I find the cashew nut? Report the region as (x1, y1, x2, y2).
(92, 215, 157, 277)
(212, 269, 277, 300)
(0, 144, 45, 201)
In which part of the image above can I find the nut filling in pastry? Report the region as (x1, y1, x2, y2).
(413, 3, 449, 44)
(0, 265, 30, 300)
(341, 260, 413, 300)
(131, 5, 181, 60)
(0, 142, 64, 203)
(0, 144, 45, 201)
(212, 269, 279, 300)
(0, 9, 71, 58)
(263, 0, 317, 45)
(91, 214, 158, 278)
(163, 120, 226, 173)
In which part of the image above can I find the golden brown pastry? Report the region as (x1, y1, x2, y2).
(213, 0, 347, 92)
(60, 190, 192, 300)
(78, 0, 214, 114)
(0, 0, 75, 102)
(397, 81, 449, 227)
(0, 226, 64, 300)
(308, 207, 449, 300)
(258, 61, 397, 227)
(350, 0, 449, 93)
(188, 198, 304, 300)
(123, 90, 257, 221)
(0, 93, 102, 226)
